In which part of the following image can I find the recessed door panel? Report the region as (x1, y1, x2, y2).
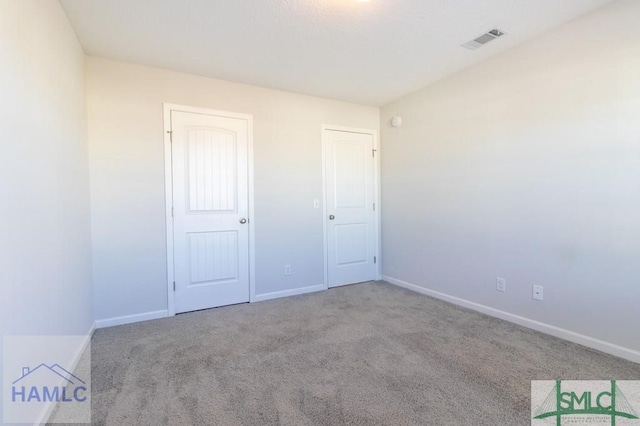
(188, 232, 238, 285)
(334, 143, 366, 209)
(187, 129, 237, 213)
(335, 223, 368, 266)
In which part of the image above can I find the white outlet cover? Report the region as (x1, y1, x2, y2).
(533, 285, 544, 300)
(496, 277, 506, 292)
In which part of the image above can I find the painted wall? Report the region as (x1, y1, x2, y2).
(86, 58, 379, 323)
(0, 0, 93, 409)
(381, 0, 640, 355)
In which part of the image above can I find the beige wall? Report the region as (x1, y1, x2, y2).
(381, 0, 640, 357)
(86, 58, 379, 322)
(0, 1, 92, 336)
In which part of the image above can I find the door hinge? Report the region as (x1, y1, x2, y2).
(374, 256, 377, 264)
(372, 149, 376, 157)
(171, 207, 174, 217)
(373, 203, 376, 211)
(173, 281, 176, 291)
(167, 130, 173, 142)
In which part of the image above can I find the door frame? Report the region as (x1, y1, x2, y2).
(321, 124, 382, 289)
(163, 103, 256, 316)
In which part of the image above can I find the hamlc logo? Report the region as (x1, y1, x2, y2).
(11, 364, 87, 403)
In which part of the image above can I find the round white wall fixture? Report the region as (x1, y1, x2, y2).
(391, 116, 402, 127)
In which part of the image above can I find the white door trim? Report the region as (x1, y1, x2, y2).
(163, 103, 256, 316)
(321, 124, 381, 289)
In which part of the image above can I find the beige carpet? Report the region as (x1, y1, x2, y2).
(85, 281, 640, 425)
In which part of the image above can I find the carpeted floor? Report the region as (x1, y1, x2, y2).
(86, 281, 640, 425)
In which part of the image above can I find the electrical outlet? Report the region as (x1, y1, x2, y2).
(284, 265, 292, 276)
(313, 199, 320, 209)
(533, 285, 544, 301)
(496, 277, 506, 292)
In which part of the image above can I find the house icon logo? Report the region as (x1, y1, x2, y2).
(2, 335, 92, 424)
(11, 364, 88, 403)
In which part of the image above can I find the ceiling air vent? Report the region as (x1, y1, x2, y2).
(461, 28, 506, 50)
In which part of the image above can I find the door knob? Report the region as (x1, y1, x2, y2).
(329, 215, 335, 220)
(239, 218, 247, 224)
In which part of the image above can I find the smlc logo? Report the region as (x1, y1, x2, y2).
(11, 363, 87, 403)
(532, 380, 640, 426)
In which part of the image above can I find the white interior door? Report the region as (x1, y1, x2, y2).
(169, 108, 251, 313)
(324, 128, 378, 288)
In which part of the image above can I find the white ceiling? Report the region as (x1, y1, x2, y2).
(60, 0, 614, 106)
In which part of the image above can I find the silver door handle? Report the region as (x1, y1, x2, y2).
(329, 215, 335, 220)
(239, 218, 247, 224)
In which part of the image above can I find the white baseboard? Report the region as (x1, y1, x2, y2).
(95, 309, 169, 329)
(35, 322, 96, 425)
(383, 275, 640, 364)
(253, 284, 326, 303)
